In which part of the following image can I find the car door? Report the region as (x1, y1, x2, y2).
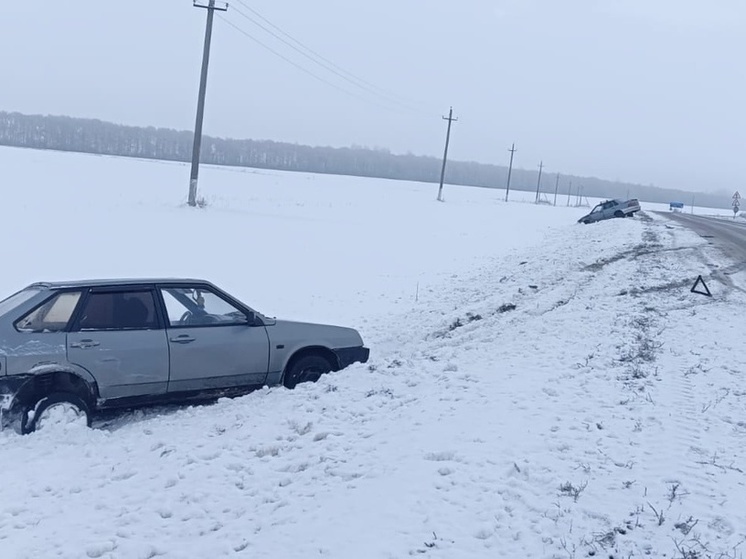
(157, 285, 270, 393)
(67, 287, 169, 400)
(588, 204, 604, 222)
(601, 201, 616, 219)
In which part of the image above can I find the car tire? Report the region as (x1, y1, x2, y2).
(614, 210, 624, 218)
(283, 355, 333, 389)
(21, 392, 91, 434)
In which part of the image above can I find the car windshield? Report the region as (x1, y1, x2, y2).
(0, 287, 41, 318)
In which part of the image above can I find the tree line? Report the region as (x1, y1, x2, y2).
(0, 111, 730, 208)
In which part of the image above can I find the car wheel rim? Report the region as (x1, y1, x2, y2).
(297, 367, 324, 384)
(35, 403, 86, 431)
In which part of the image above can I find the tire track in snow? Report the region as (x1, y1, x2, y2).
(380, 221, 656, 557)
(583, 217, 746, 557)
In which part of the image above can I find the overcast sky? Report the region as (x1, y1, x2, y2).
(2, 1, 744, 193)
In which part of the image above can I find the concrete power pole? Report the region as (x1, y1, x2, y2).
(188, 0, 228, 207)
(534, 161, 544, 203)
(505, 143, 516, 202)
(566, 180, 572, 207)
(437, 107, 457, 202)
(553, 173, 560, 206)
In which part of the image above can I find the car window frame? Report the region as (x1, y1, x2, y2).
(13, 288, 85, 334)
(155, 283, 255, 329)
(69, 286, 165, 333)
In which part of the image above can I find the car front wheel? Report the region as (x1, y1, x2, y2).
(283, 355, 333, 389)
(21, 392, 91, 434)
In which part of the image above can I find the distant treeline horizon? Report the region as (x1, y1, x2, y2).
(0, 111, 731, 209)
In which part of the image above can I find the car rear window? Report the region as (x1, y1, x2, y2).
(15, 291, 83, 333)
(77, 291, 159, 331)
(0, 287, 41, 318)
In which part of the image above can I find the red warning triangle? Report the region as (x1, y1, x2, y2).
(691, 275, 711, 297)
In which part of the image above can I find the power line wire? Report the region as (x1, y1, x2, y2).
(218, 15, 408, 114)
(230, 0, 433, 115)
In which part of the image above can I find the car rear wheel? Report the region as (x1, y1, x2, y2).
(21, 392, 91, 434)
(283, 355, 333, 389)
(614, 210, 624, 218)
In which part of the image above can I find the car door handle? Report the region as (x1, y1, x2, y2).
(70, 339, 100, 349)
(170, 335, 196, 344)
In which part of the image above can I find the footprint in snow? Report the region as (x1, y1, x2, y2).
(85, 540, 116, 558)
(424, 451, 459, 462)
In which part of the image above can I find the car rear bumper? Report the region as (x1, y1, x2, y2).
(0, 376, 28, 431)
(334, 346, 370, 370)
(0, 376, 27, 411)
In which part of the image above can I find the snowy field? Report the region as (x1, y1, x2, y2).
(1, 146, 745, 559)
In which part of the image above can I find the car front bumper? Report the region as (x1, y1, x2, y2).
(334, 346, 370, 370)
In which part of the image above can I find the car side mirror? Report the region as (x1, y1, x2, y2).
(244, 311, 256, 325)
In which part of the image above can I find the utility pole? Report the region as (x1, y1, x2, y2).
(566, 180, 572, 207)
(505, 143, 516, 202)
(691, 195, 695, 214)
(188, 0, 228, 207)
(534, 161, 544, 203)
(437, 107, 457, 202)
(553, 173, 560, 206)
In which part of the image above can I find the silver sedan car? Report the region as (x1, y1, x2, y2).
(577, 198, 641, 224)
(0, 279, 369, 433)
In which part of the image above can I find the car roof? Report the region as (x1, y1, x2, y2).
(28, 278, 216, 290)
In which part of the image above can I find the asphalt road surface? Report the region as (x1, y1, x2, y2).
(659, 212, 746, 261)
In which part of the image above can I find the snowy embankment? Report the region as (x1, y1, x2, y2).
(0, 147, 744, 559)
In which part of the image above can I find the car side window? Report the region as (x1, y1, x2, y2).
(77, 290, 159, 331)
(15, 291, 82, 333)
(160, 287, 248, 327)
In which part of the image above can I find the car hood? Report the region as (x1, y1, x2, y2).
(264, 318, 364, 348)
